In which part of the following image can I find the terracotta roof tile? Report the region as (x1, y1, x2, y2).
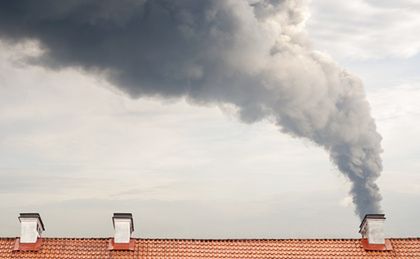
(0, 238, 419, 258)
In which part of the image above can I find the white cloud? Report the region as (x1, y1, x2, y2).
(369, 83, 420, 121)
(308, 0, 420, 60)
(368, 83, 420, 196)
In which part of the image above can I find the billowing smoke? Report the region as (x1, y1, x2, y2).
(0, 0, 382, 218)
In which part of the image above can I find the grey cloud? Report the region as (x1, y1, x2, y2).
(0, 0, 382, 218)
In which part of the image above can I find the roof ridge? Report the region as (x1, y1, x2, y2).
(1, 237, 420, 241)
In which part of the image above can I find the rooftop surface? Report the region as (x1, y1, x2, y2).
(1, 237, 420, 258)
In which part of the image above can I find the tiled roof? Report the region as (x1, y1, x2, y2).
(1, 237, 419, 258)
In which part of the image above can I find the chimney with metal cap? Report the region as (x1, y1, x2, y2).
(359, 214, 386, 245)
(112, 213, 134, 243)
(18, 213, 45, 243)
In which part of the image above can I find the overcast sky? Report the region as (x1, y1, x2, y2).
(1, 0, 420, 238)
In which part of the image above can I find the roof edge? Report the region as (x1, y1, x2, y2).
(1, 237, 420, 241)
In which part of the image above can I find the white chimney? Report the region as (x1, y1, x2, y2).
(359, 214, 385, 245)
(18, 213, 45, 243)
(112, 213, 134, 243)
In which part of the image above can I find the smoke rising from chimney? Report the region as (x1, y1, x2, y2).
(0, 0, 382, 218)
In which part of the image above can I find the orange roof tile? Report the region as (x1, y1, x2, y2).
(0, 237, 419, 258)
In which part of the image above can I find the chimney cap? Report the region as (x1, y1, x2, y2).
(359, 214, 385, 230)
(18, 213, 45, 231)
(112, 213, 134, 232)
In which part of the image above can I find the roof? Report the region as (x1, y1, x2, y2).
(1, 238, 420, 258)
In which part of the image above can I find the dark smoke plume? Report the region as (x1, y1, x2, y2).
(0, 0, 383, 218)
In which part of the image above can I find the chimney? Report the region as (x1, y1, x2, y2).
(112, 213, 134, 243)
(359, 214, 385, 245)
(18, 213, 45, 243)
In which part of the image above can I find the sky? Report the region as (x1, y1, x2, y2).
(0, 0, 420, 238)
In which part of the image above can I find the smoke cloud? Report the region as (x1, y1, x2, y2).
(0, 0, 382, 218)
